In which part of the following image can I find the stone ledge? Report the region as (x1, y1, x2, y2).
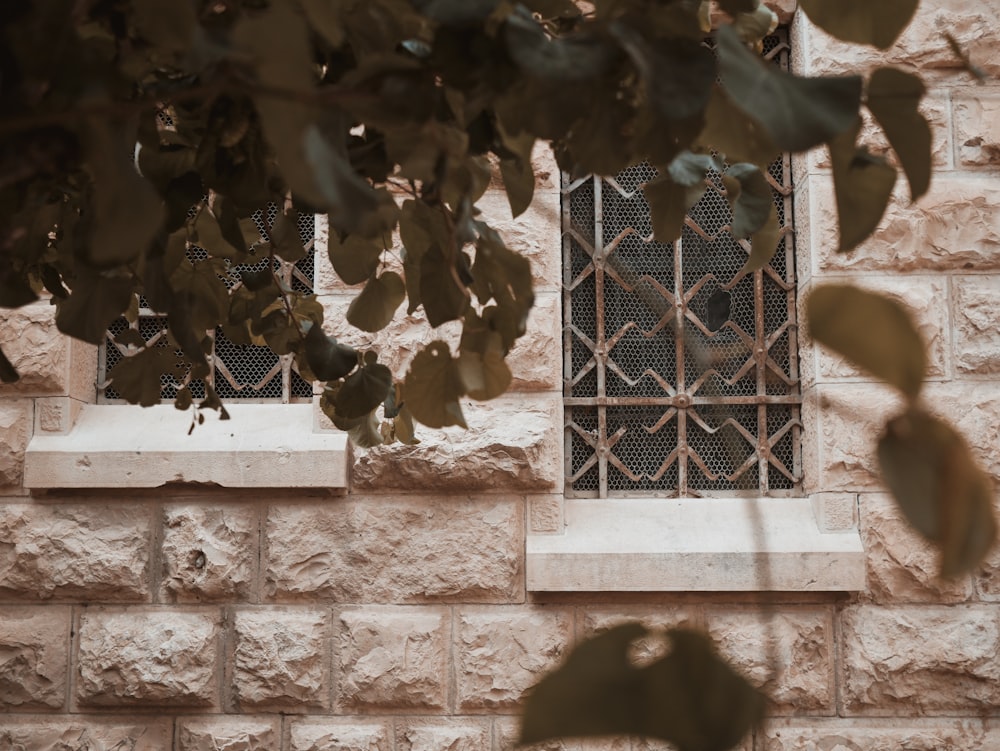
(23, 404, 349, 489)
(526, 498, 865, 592)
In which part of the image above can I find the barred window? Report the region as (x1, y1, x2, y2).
(563, 35, 801, 498)
(98, 206, 316, 404)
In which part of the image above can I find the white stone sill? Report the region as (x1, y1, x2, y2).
(526, 498, 865, 592)
(23, 404, 349, 489)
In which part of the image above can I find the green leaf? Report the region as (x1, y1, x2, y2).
(866, 67, 931, 201)
(723, 163, 773, 239)
(335, 361, 393, 419)
(56, 273, 134, 344)
(521, 624, 765, 751)
(799, 0, 919, 49)
(828, 120, 897, 252)
(328, 232, 383, 285)
(347, 271, 406, 332)
(717, 24, 862, 152)
(109, 347, 179, 407)
(806, 283, 926, 400)
(0, 346, 19, 384)
(878, 408, 997, 578)
(303, 322, 358, 381)
(402, 340, 467, 429)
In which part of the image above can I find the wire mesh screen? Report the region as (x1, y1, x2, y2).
(99, 208, 316, 403)
(564, 34, 801, 497)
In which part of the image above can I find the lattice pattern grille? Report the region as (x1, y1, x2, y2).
(99, 207, 315, 403)
(563, 35, 801, 497)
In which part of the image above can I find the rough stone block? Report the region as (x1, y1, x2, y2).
(0, 303, 70, 395)
(177, 716, 279, 751)
(456, 608, 573, 711)
(232, 608, 330, 711)
(841, 605, 1000, 714)
(860, 493, 971, 603)
(954, 90, 1000, 166)
(0, 606, 69, 709)
(0, 504, 151, 601)
(810, 492, 858, 532)
(767, 718, 989, 751)
(477, 189, 561, 293)
(706, 607, 834, 715)
(265, 497, 522, 603)
(952, 274, 1000, 375)
(495, 716, 632, 751)
(35, 396, 84, 434)
(528, 494, 564, 534)
(289, 719, 392, 751)
(0, 399, 31, 488)
(351, 395, 561, 492)
(76, 609, 218, 707)
(580, 608, 702, 666)
(336, 607, 449, 710)
(810, 177, 1000, 273)
(160, 505, 257, 602)
(396, 719, 491, 751)
(924, 380, 1000, 482)
(0, 719, 172, 750)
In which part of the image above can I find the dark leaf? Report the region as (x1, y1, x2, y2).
(335, 361, 394, 419)
(298, 0, 347, 47)
(421, 245, 471, 327)
(193, 205, 249, 261)
(0, 271, 39, 308)
(806, 283, 925, 400)
(347, 271, 406, 332)
(505, 9, 618, 82)
(828, 120, 897, 252)
(867, 67, 931, 201)
(799, 0, 919, 49)
(328, 232, 383, 286)
(108, 346, 179, 407)
(271, 209, 307, 262)
(402, 340, 467, 429)
(497, 124, 536, 219)
(0, 346, 19, 384)
(717, 0, 758, 14)
(131, 0, 198, 61)
(724, 163, 773, 238)
(416, 0, 500, 25)
(457, 340, 511, 400)
(320, 382, 384, 448)
(303, 322, 358, 381)
(393, 404, 420, 445)
(697, 85, 780, 167)
(56, 273, 133, 344)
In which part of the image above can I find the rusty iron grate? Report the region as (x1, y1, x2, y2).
(563, 34, 801, 498)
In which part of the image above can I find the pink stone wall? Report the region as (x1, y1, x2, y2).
(3, 2, 1000, 749)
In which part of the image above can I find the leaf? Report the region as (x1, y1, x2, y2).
(717, 24, 862, 152)
(420, 245, 471, 327)
(457, 346, 512, 401)
(402, 340, 467, 429)
(497, 119, 537, 219)
(806, 283, 926, 400)
(744, 205, 780, 271)
(723, 163, 773, 238)
(697, 85, 780, 168)
(521, 624, 765, 751)
(866, 67, 931, 201)
(347, 271, 406, 332)
(717, 0, 758, 14)
(334, 361, 393, 419)
(828, 120, 897, 252)
(193, 205, 248, 261)
(131, 0, 198, 60)
(0, 346, 19, 384)
(504, 8, 618, 82)
(56, 273, 134, 344)
(393, 404, 420, 445)
(328, 232, 383, 285)
(298, 0, 347, 47)
(732, 4, 778, 44)
(643, 152, 717, 244)
(878, 408, 997, 578)
(303, 322, 358, 381)
(109, 347, 179, 407)
(799, 0, 919, 50)
(271, 209, 307, 262)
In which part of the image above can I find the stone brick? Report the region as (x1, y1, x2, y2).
(841, 605, 1000, 714)
(336, 607, 449, 711)
(0, 606, 69, 709)
(289, 718, 392, 751)
(0, 718, 172, 750)
(456, 608, 573, 711)
(952, 275, 1000, 375)
(0, 504, 151, 601)
(232, 608, 329, 711)
(160, 505, 257, 602)
(528, 494, 564, 534)
(495, 716, 632, 751)
(860, 493, 971, 603)
(0, 303, 70, 395)
(706, 607, 834, 715)
(351, 396, 561, 492)
(76, 610, 218, 707)
(924, 380, 1000, 482)
(476, 189, 561, 293)
(767, 718, 989, 751)
(579, 608, 702, 666)
(177, 716, 279, 751)
(809, 275, 949, 381)
(265, 497, 522, 603)
(397, 719, 491, 751)
(954, 90, 1000, 167)
(809, 177, 1000, 274)
(0, 399, 31, 488)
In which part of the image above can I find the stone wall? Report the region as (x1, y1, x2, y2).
(2, 2, 1000, 749)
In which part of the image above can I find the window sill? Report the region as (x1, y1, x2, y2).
(526, 497, 865, 592)
(23, 404, 349, 490)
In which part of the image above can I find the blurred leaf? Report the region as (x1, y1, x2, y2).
(298, 0, 348, 47)
(347, 271, 406, 332)
(328, 232, 383, 285)
(131, 0, 197, 61)
(472, 222, 533, 342)
(744, 207, 780, 271)
(56, 273, 133, 344)
(878, 408, 997, 578)
(697, 86, 780, 167)
(458, 343, 512, 400)
(0, 347, 19, 384)
(723, 163, 772, 238)
(402, 340, 467, 428)
(521, 624, 765, 751)
(828, 120, 897, 252)
(806, 283, 926, 400)
(421, 245, 471, 326)
(799, 0, 919, 49)
(732, 4, 778, 44)
(0, 271, 39, 308)
(193, 205, 248, 261)
(304, 322, 358, 381)
(109, 346, 179, 407)
(643, 152, 717, 244)
(867, 67, 931, 201)
(717, 24, 862, 152)
(335, 361, 393, 419)
(505, 8, 618, 82)
(393, 404, 420, 445)
(498, 124, 536, 219)
(271, 209, 307, 262)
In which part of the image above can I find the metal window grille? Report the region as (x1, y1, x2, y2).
(98, 206, 316, 404)
(563, 34, 801, 498)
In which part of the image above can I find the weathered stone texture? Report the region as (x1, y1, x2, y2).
(177, 716, 278, 751)
(477, 189, 561, 293)
(0, 504, 151, 601)
(952, 275, 1000, 375)
(0, 399, 31, 488)
(160, 505, 257, 602)
(397, 719, 491, 751)
(351, 395, 560, 492)
(0, 719, 172, 750)
(860, 493, 971, 603)
(924, 381, 1000, 482)
(580, 608, 702, 666)
(706, 608, 834, 715)
(265, 497, 522, 603)
(0, 607, 69, 709)
(954, 91, 1000, 167)
(495, 716, 631, 751)
(841, 605, 1000, 714)
(337, 607, 449, 710)
(0, 304, 68, 394)
(290, 719, 392, 751)
(456, 608, 573, 710)
(232, 608, 329, 710)
(767, 719, 989, 751)
(76, 610, 218, 707)
(528, 494, 564, 534)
